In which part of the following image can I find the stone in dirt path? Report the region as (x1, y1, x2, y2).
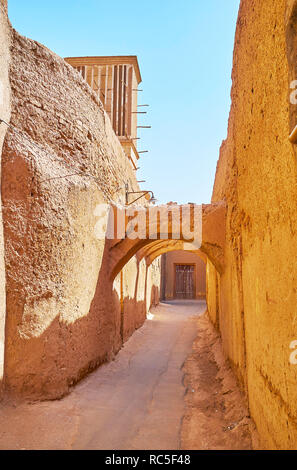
(0, 300, 257, 450)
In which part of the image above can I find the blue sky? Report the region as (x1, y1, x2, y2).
(8, 0, 240, 204)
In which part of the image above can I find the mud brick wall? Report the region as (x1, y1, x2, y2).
(1, 28, 160, 400)
(207, 0, 297, 449)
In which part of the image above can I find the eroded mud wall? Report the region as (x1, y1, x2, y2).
(1, 29, 160, 400)
(113, 257, 160, 343)
(0, 0, 10, 391)
(146, 260, 161, 312)
(207, 0, 297, 449)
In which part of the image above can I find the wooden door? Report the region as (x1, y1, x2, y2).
(174, 264, 195, 299)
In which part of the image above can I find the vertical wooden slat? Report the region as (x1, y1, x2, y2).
(109, 65, 114, 122)
(100, 65, 105, 105)
(68, 60, 137, 142)
(105, 66, 113, 120)
(93, 65, 98, 95)
(91, 66, 94, 90)
(116, 66, 120, 134)
(127, 66, 133, 138)
(118, 65, 123, 135)
(105, 65, 108, 109)
(112, 65, 118, 132)
(97, 66, 101, 100)
(122, 65, 127, 136)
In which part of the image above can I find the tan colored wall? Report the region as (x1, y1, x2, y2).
(206, 260, 219, 328)
(1, 29, 160, 400)
(207, 0, 297, 449)
(146, 259, 161, 311)
(0, 0, 10, 391)
(162, 251, 206, 300)
(113, 257, 160, 343)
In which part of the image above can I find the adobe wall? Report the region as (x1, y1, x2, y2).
(1, 28, 160, 400)
(207, 0, 297, 449)
(0, 0, 10, 391)
(114, 257, 160, 343)
(162, 251, 206, 300)
(146, 260, 161, 311)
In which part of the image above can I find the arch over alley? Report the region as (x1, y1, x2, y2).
(106, 201, 227, 280)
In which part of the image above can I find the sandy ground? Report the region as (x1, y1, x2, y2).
(0, 301, 258, 450)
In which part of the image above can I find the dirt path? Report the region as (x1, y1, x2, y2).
(181, 313, 258, 450)
(0, 301, 257, 450)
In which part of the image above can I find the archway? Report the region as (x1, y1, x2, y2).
(107, 201, 226, 341)
(106, 201, 226, 281)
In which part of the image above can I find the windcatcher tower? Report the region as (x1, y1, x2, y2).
(65, 56, 142, 170)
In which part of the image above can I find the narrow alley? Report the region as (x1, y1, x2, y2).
(0, 301, 254, 450)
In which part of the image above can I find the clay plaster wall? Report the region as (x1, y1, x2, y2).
(1, 29, 160, 400)
(207, 0, 297, 449)
(146, 259, 161, 312)
(206, 260, 219, 328)
(113, 257, 160, 343)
